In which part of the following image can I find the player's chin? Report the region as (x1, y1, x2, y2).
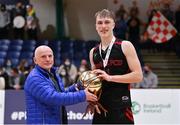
(99, 34, 107, 38)
(100, 32, 109, 37)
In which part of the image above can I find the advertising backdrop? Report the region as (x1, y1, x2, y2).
(131, 89, 180, 124)
(2, 89, 180, 124)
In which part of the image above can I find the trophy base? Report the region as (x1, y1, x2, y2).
(82, 102, 108, 118)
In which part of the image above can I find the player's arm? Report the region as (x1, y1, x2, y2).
(89, 48, 96, 70)
(121, 41, 143, 83)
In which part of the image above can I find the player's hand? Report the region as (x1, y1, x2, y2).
(93, 69, 111, 82)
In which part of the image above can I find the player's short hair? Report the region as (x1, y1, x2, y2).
(95, 9, 115, 21)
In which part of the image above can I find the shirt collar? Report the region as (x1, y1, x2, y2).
(35, 65, 58, 78)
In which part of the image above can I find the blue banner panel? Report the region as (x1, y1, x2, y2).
(66, 102, 93, 124)
(4, 90, 26, 124)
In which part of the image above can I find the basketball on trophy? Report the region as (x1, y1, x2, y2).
(78, 71, 108, 117)
(78, 71, 102, 93)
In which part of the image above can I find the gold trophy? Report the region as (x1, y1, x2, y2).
(78, 71, 108, 117)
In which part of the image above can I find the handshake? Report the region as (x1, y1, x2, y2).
(74, 71, 108, 116)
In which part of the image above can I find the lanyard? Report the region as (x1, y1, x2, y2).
(99, 37, 115, 67)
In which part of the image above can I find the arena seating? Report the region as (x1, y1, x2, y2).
(0, 39, 98, 67)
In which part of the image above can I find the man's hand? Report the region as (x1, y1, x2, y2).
(84, 88, 97, 102)
(74, 82, 84, 91)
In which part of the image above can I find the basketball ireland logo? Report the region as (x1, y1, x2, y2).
(131, 101, 141, 115)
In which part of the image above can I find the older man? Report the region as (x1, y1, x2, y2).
(24, 45, 97, 124)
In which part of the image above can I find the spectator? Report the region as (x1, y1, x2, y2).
(129, 0, 140, 18)
(76, 59, 90, 82)
(25, 4, 38, 40)
(4, 59, 12, 76)
(18, 59, 29, 73)
(0, 4, 10, 39)
(127, 16, 141, 50)
(18, 59, 30, 89)
(58, 58, 78, 87)
(9, 67, 23, 90)
(115, 4, 128, 21)
(127, 16, 144, 66)
(114, 6, 128, 40)
(147, 9, 158, 24)
(161, 3, 175, 25)
(11, 2, 26, 39)
(146, 1, 160, 20)
(0, 67, 10, 89)
(139, 64, 158, 88)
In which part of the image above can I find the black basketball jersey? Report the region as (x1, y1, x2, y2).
(93, 39, 132, 109)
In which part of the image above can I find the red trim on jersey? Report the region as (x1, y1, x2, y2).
(128, 84, 131, 90)
(94, 44, 99, 51)
(124, 107, 134, 122)
(114, 41, 122, 45)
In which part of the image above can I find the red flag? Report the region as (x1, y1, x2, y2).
(147, 11, 177, 43)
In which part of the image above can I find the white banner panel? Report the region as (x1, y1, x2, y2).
(131, 89, 180, 124)
(0, 90, 5, 124)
